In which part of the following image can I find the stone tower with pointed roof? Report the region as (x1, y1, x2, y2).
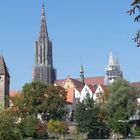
(104, 51, 123, 85)
(0, 55, 10, 108)
(33, 3, 56, 84)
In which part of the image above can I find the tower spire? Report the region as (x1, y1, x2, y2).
(0, 55, 10, 77)
(108, 50, 115, 66)
(33, 2, 56, 84)
(39, 2, 49, 42)
(0, 54, 10, 108)
(104, 50, 123, 85)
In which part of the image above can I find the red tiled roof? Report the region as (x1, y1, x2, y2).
(80, 76, 104, 86)
(55, 76, 104, 89)
(87, 84, 96, 93)
(54, 79, 64, 86)
(70, 78, 84, 92)
(130, 82, 140, 88)
(54, 77, 84, 91)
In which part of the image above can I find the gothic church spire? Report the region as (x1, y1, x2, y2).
(33, 2, 56, 84)
(39, 2, 49, 42)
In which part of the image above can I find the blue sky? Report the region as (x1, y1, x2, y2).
(0, 0, 139, 90)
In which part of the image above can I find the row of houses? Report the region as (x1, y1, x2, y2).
(54, 75, 140, 121)
(54, 76, 107, 120)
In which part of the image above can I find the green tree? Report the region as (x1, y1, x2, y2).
(107, 78, 139, 137)
(10, 81, 47, 119)
(128, 0, 140, 22)
(75, 97, 104, 139)
(19, 116, 38, 138)
(133, 125, 140, 136)
(41, 85, 67, 121)
(10, 81, 67, 139)
(47, 119, 68, 139)
(128, 0, 140, 47)
(0, 109, 23, 140)
(10, 81, 67, 121)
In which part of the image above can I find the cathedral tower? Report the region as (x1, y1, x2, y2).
(33, 3, 56, 84)
(0, 55, 10, 108)
(104, 51, 123, 85)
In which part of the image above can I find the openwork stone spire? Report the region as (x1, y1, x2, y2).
(33, 2, 56, 84)
(39, 2, 49, 42)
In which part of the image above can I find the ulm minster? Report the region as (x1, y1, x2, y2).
(0, 1, 140, 140)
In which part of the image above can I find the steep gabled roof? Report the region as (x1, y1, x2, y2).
(0, 55, 10, 77)
(70, 78, 84, 92)
(86, 84, 96, 93)
(54, 76, 84, 92)
(95, 84, 108, 94)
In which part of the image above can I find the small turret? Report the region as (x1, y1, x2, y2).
(80, 64, 85, 85)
